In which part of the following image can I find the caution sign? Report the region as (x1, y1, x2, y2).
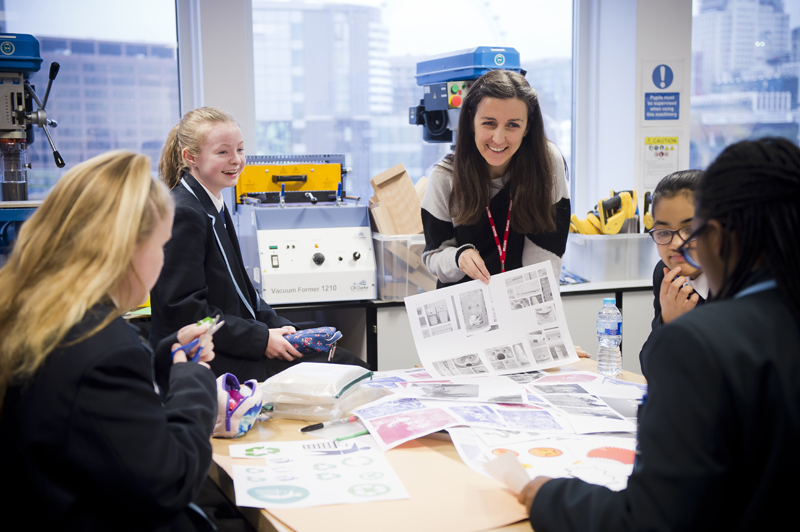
(643, 136, 679, 187)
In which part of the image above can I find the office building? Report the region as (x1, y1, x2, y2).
(24, 37, 179, 198)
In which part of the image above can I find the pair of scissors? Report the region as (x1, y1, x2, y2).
(171, 315, 225, 362)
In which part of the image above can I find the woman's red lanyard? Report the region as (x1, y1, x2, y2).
(486, 200, 512, 273)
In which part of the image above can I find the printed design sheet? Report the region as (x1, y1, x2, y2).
(231, 440, 409, 509)
(527, 372, 645, 432)
(352, 395, 573, 452)
(405, 262, 579, 378)
(448, 427, 637, 491)
(396, 375, 528, 404)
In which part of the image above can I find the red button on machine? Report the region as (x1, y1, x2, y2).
(451, 95, 462, 107)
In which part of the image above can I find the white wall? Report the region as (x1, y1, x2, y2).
(633, 0, 693, 197)
(573, 0, 692, 216)
(573, 0, 638, 216)
(177, 0, 257, 208)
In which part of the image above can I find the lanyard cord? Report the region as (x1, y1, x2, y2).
(486, 199, 512, 273)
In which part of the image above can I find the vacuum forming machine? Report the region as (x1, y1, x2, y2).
(236, 155, 377, 305)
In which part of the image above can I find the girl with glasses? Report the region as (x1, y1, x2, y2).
(640, 170, 707, 375)
(518, 137, 800, 531)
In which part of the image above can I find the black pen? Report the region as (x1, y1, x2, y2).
(300, 415, 358, 433)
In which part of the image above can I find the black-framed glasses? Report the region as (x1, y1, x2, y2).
(676, 223, 708, 269)
(648, 225, 694, 245)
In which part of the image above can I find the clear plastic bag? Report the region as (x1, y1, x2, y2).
(269, 385, 391, 422)
(261, 362, 372, 405)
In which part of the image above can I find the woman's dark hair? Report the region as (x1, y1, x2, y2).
(697, 137, 800, 319)
(448, 69, 555, 234)
(652, 169, 703, 212)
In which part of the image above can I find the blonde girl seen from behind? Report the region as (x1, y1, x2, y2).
(0, 151, 172, 404)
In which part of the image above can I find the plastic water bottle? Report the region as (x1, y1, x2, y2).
(596, 297, 622, 377)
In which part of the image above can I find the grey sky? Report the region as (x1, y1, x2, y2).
(5, 0, 177, 44)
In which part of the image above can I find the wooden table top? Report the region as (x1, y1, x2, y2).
(209, 359, 646, 532)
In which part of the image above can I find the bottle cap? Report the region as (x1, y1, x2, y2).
(603, 298, 616, 305)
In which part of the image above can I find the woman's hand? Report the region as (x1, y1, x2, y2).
(517, 476, 552, 513)
(266, 326, 302, 362)
(660, 266, 700, 324)
(574, 346, 591, 359)
(172, 322, 215, 369)
(458, 248, 491, 284)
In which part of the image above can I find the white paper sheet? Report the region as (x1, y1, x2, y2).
(353, 395, 573, 452)
(448, 427, 637, 491)
(396, 375, 528, 404)
(351, 396, 462, 451)
(528, 379, 639, 433)
(404, 262, 580, 378)
(231, 440, 409, 509)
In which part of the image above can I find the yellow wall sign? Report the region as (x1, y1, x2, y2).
(644, 137, 678, 145)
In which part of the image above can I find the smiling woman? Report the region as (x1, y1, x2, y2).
(421, 69, 571, 288)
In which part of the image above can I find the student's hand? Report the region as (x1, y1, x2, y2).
(172, 323, 216, 369)
(517, 476, 553, 513)
(574, 345, 591, 359)
(458, 248, 491, 285)
(660, 266, 700, 324)
(266, 327, 303, 362)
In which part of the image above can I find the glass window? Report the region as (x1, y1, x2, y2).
(690, 0, 800, 168)
(250, 0, 574, 202)
(71, 41, 95, 54)
(3, 0, 179, 199)
(126, 44, 148, 57)
(99, 43, 122, 56)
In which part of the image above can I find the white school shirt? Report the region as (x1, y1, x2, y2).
(687, 272, 709, 300)
(196, 179, 225, 214)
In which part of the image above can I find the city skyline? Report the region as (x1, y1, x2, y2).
(11, 0, 800, 201)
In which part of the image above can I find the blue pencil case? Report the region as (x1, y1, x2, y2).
(284, 327, 342, 355)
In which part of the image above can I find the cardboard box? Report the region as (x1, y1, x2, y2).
(370, 163, 423, 235)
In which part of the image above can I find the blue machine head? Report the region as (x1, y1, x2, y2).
(0, 34, 44, 77)
(408, 46, 522, 143)
(0, 33, 64, 203)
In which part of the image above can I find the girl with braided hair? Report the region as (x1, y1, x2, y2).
(518, 137, 800, 531)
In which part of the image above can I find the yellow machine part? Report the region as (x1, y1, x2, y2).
(236, 163, 342, 203)
(573, 190, 638, 235)
(570, 213, 601, 235)
(643, 190, 654, 231)
(598, 191, 634, 235)
(610, 189, 637, 208)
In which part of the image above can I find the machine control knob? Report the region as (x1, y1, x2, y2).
(353, 252, 361, 261)
(313, 253, 325, 265)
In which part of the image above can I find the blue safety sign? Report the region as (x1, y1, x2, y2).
(645, 93, 679, 120)
(652, 64, 674, 89)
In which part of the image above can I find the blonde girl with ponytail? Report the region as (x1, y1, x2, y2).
(0, 151, 218, 530)
(150, 107, 368, 380)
